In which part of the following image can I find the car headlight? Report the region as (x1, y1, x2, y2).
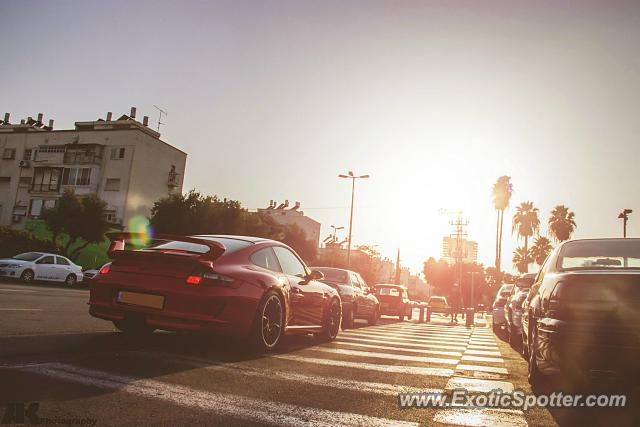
(6, 264, 21, 269)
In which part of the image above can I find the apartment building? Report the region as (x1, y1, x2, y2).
(0, 108, 186, 229)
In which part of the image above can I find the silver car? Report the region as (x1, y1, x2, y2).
(505, 273, 536, 345)
(491, 283, 513, 333)
(0, 252, 83, 286)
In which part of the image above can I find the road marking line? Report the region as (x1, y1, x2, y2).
(331, 339, 463, 357)
(463, 349, 501, 357)
(339, 332, 467, 351)
(433, 408, 527, 427)
(0, 289, 37, 293)
(22, 363, 417, 427)
(0, 308, 43, 311)
(126, 351, 439, 397)
(461, 355, 504, 364)
(353, 330, 470, 344)
(456, 364, 509, 374)
(445, 376, 514, 393)
(309, 347, 459, 365)
(273, 354, 454, 377)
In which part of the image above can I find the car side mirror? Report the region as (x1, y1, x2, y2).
(307, 270, 324, 281)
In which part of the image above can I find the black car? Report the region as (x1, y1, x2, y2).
(522, 238, 640, 387)
(312, 267, 380, 328)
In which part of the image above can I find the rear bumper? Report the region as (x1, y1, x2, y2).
(89, 279, 260, 336)
(537, 320, 640, 378)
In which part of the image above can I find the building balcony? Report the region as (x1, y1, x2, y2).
(63, 152, 103, 165)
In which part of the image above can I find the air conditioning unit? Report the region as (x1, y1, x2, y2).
(19, 160, 30, 168)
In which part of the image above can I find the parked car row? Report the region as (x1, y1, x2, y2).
(87, 233, 420, 352)
(494, 238, 640, 388)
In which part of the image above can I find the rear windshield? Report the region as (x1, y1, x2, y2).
(378, 287, 401, 296)
(516, 277, 534, 288)
(499, 285, 513, 296)
(559, 240, 640, 270)
(315, 268, 349, 283)
(146, 241, 211, 253)
(195, 237, 253, 253)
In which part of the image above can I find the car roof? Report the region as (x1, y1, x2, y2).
(312, 267, 356, 274)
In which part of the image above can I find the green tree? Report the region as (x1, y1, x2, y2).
(512, 247, 530, 274)
(41, 190, 110, 260)
(548, 205, 577, 242)
(512, 201, 540, 272)
(492, 176, 512, 272)
(530, 236, 553, 265)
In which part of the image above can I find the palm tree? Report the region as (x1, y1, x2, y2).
(512, 201, 540, 272)
(512, 247, 530, 274)
(492, 176, 512, 272)
(530, 236, 553, 265)
(548, 205, 577, 242)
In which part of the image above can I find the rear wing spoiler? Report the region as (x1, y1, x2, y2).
(106, 232, 226, 261)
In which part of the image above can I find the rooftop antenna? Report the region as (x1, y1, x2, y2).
(153, 105, 167, 132)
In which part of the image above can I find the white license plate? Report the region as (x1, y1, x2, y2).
(117, 291, 165, 309)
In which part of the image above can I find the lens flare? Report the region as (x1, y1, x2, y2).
(128, 215, 152, 248)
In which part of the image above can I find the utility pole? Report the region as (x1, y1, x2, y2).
(449, 213, 469, 286)
(394, 248, 401, 285)
(338, 171, 369, 267)
(618, 209, 632, 238)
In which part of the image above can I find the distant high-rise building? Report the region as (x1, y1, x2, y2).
(442, 236, 478, 265)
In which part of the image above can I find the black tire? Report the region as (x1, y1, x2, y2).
(407, 305, 413, 320)
(342, 306, 354, 330)
(368, 306, 380, 326)
(522, 332, 530, 359)
(113, 319, 155, 336)
(527, 326, 546, 388)
(65, 274, 77, 287)
(250, 291, 284, 353)
(398, 314, 405, 321)
(508, 326, 519, 347)
(492, 321, 499, 334)
(21, 269, 34, 283)
(315, 298, 341, 342)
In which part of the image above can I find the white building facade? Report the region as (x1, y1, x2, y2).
(0, 109, 186, 229)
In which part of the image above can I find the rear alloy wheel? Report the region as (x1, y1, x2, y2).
(316, 298, 341, 342)
(20, 269, 34, 283)
(65, 274, 77, 287)
(368, 306, 380, 326)
(342, 306, 354, 330)
(252, 291, 284, 352)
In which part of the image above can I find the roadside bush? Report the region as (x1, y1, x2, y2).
(0, 227, 62, 259)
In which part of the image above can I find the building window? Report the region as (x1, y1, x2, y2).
(2, 148, 15, 160)
(105, 178, 120, 191)
(19, 177, 32, 186)
(38, 145, 66, 153)
(110, 147, 125, 160)
(62, 168, 91, 186)
(23, 149, 33, 160)
(32, 168, 62, 192)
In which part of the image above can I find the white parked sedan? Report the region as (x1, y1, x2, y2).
(0, 252, 83, 286)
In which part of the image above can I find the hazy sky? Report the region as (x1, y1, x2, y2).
(2, 0, 639, 273)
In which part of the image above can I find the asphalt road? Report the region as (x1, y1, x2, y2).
(0, 280, 638, 426)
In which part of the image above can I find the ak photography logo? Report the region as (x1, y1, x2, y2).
(1, 402, 97, 426)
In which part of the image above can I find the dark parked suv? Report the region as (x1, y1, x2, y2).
(522, 238, 640, 387)
(312, 267, 380, 328)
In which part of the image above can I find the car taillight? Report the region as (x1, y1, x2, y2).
(185, 275, 203, 285)
(99, 265, 111, 275)
(185, 271, 234, 286)
(547, 282, 566, 319)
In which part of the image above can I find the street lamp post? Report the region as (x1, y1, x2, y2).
(338, 171, 369, 267)
(618, 209, 632, 238)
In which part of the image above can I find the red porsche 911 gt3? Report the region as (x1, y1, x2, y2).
(89, 233, 342, 351)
